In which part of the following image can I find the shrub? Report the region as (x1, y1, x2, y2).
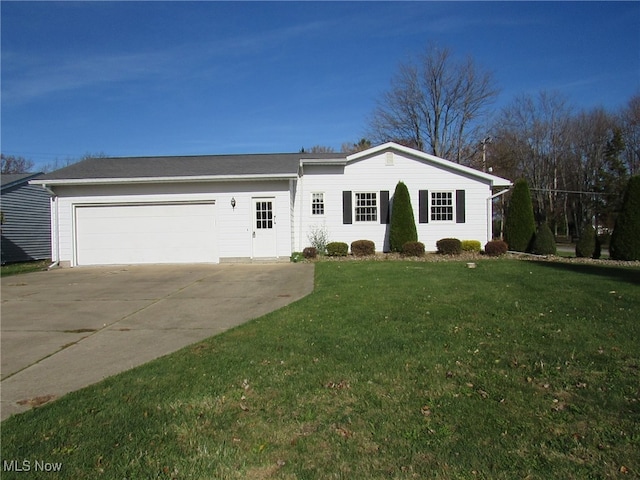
(504, 179, 536, 252)
(484, 240, 508, 256)
(389, 181, 418, 252)
(461, 240, 482, 252)
(290, 252, 304, 263)
(436, 238, 462, 255)
(531, 223, 556, 255)
(302, 247, 317, 259)
(351, 240, 375, 257)
(307, 224, 329, 255)
(401, 241, 425, 257)
(326, 242, 348, 257)
(610, 175, 640, 261)
(576, 224, 596, 258)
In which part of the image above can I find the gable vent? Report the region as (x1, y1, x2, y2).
(385, 152, 394, 166)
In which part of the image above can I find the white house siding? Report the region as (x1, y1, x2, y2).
(295, 151, 494, 252)
(52, 180, 292, 266)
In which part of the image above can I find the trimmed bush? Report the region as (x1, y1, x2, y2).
(302, 247, 317, 259)
(389, 181, 418, 252)
(576, 224, 596, 258)
(290, 252, 304, 263)
(461, 240, 482, 252)
(351, 240, 375, 257)
(484, 240, 508, 256)
(610, 175, 640, 261)
(504, 179, 536, 252)
(436, 238, 462, 255)
(401, 241, 425, 257)
(531, 223, 556, 255)
(326, 242, 348, 257)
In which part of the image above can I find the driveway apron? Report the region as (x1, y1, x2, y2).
(1, 263, 314, 421)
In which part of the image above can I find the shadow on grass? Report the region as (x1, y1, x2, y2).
(533, 260, 640, 286)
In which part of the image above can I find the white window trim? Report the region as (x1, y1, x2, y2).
(354, 191, 378, 223)
(430, 190, 455, 223)
(311, 192, 325, 216)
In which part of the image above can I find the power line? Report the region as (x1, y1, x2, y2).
(530, 188, 608, 196)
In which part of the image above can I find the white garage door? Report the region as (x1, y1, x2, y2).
(75, 203, 217, 266)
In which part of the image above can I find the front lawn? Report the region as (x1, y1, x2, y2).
(1, 260, 639, 479)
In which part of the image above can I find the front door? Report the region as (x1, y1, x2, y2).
(252, 198, 277, 258)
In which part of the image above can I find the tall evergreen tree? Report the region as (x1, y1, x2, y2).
(504, 179, 536, 252)
(389, 181, 418, 252)
(610, 175, 640, 261)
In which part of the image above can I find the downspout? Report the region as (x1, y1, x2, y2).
(41, 185, 60, 269)
(486, 187, 511, 243)
(298, 161, 305, 253)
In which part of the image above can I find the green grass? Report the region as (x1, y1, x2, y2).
(1, 260, 639, 479)
(1, 259, 51, 277)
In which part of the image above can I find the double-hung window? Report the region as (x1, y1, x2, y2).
(431, 191, 453, 221)
(311, 192, 325, 215)
(355, 192, 377, 222)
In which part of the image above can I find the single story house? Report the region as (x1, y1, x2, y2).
(31, 142, 511, 267)
(1, 172, 52, 264)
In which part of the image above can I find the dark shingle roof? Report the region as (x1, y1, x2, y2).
(38, 152, 344, 181)
(1, 173, 44, 189)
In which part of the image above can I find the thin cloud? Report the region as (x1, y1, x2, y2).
(2, 18, 332, 105)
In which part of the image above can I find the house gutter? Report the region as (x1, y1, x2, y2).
(30, 173, 298, 187)
(486, 187, 512, 243)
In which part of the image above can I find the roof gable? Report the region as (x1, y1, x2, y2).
(346, 142, 511, 187)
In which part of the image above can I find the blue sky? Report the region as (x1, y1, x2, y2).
(2, 1, 639, 170)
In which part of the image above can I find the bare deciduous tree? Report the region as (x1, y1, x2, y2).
(368, 45, 499, 164)
(621, 93, 640, 176)
(340, 138, 371, 154)
(491, 91, 573, 231)
(1, 154, 35, 174)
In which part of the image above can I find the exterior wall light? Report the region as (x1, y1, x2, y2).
(231, 197, 236, 210)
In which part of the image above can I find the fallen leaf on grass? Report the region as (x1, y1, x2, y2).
(325, 380, 350, 390)
(477, 389, 489, 399)
(334, 425, 353, 438)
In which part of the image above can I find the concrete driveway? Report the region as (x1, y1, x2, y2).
(1, 263, 314, 421)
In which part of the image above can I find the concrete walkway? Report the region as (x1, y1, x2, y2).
(1, 263, 314, 421)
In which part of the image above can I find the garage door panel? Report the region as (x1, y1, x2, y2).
(75, 204, 217, 266)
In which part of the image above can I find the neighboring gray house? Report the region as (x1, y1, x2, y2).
(1, 173, 52, 264)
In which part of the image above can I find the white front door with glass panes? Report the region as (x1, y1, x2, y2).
(252, 198, 277, 258)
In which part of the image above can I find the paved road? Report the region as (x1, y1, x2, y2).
(1, 263, 314, 420)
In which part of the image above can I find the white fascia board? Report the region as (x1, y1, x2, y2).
(30, 173, 298, 187)
(299, 158, 348, 167)
(348, 141, 512, 187)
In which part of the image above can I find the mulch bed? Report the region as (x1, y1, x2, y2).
(310, 251, 640, 268)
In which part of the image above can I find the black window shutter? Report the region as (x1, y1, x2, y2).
(380, 191, 390, 224)
(456, 190, 466, 223)
(419, 190, 429, 223)
(342, 191, 352, 224)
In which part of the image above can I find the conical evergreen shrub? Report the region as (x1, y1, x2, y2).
(576, 224, 596, 258)
(610, 175, 640, 261)
(504, 179, 536, 252)
(389, 181, 418, 252)
(531, 223, 556, 255)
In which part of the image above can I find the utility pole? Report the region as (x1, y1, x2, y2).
(480, 136, 492, 173)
